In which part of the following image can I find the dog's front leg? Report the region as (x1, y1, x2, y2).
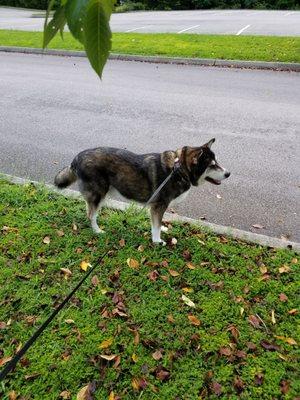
(150, 203, 167, 245)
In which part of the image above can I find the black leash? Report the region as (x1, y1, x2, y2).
(0, 251, 109, 382)
(0, 158, 183, 382)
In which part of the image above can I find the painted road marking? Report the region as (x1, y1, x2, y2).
(236, 24, 251, 35)
(177, 24, 200, 34)
(125, 26, 149, 32)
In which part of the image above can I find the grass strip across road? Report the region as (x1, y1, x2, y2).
(0, 179, 299, 398)
(0, 29, 300, 63)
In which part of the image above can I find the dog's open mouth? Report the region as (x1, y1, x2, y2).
(205, 177, 221, 185)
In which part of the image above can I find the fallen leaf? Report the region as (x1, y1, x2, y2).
(133, 330, 140, 345)
(182, 250, 191, 260)
(171, 237, 177, 245)
(119, 238, 125, 247)
(260, 340, 280, 351)
(233, 376, 245, 393)
(252, 224, 264, 229)
(279, 293, 288, 302)
(127, 258, 139, 269)
(80, 261, 91, 272)
(168, 269, 180, 277)
(108, 391, 115, 400)
(288, 308, 298, 315)
(91, 275, 99, 286)
(8, 391, 17, 400)
(155, 366, 170, 381)
(248, 315, 261, 329)
(275, 336, 297, 345)
(60, 268, 72, 279)
(25, 373, 41, 380)
(181, 294, 195, 308)
(227, 325, 239, 341)
(167, 314, 175, 323)
(236, 350, 246, 359)
(240, 307, 244, 316)
(64, 319, 75, 324)
(60, 391, 71, 399)
(132, 377, 148, 391)
(99, 338, 113, 349)
(259, 265, 268, 274)
(131, 353, 138, 363)
(72, 223, 78, 231)
(152, 350, 163, 360)
(254, 373, 264, 386)
(100, 354, 118, 361)
(280, 379, 290, 395)
(137, 245, 144, 252)
(219, 347, 232, 356)
(182, 287, 193, 293)
(211, 381, 222, 396)
(219, 236, 228, 243)
(0, 321, 7, 329)
(271, 310, 276, 324)
(77, 381, 96, 400)
(0, 356, 12, 367)
(186, 262, 195, 270)
(188, 315, 201, 326)
(246, 342, 257, 351)
(291, 258, 298, 264)
(57, 230, 65, 237)
(279, 265, 291, 274)
(43, 236, 50, 244)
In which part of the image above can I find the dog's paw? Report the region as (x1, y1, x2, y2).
(161, 226, 169, 233)
(153, 239, 166, 246)
(93, 227, 105, 234)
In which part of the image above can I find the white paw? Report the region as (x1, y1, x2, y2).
(93, 226, 105, 234)
(161, 226, 169, 233)
(153, 239, 166, 246)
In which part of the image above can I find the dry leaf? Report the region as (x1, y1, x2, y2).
(137, 245, 144, 252)
(279, 265, 291, 274)
(60, 391, 71, 399)
(132, 353, 138, 363)
(152, 350, 163, 360)
(119, 238, 125, 247)
(155, 366, 170, 381)
(76, 381, 96, 400)
(181, 294, 196, 308)
(260, 265, 268, 274)
(0, 356, 12, 367)
(100, 354, 117, 361)
(188, 315, 201, 326)
(0, 321, 7, 329)
(219, 347, 232, 356)
(91, 275, 99, 286)
(131, 377, 148, 391)
(43, 236, 50, 244)
(64, 319, 75, 324)
(148, 270, 159, 281)
(80, 261, 91, 272)
(271, 310, 276, 324)
(211, 381, 222, 396)
(182, 287, 193, 293)
(171, 237, 177, 245)
(252, 224, 264, 229)
(248, 315, 261, 329)
(240, 307, 244, 316)
(279, 293, 288, 302)
(275, 336, 297, 345)
(291, 258, 298, 264)
(186, 262, 195, 270)
(260, 340, 280, 351)
(8, 391, 17, 400)
(72, 223, 78, 231)
(60, 268, 72, 279)
(108, 391, 115, 400)
(127, 258, 139, 269)
(168, 269, 180, 277)
(99, 338, 113, 349)
(167, 314, 175, 323)
(57, 230, 65, 237)
(288, 308, 298, 315)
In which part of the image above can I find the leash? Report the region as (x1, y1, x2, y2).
(0, 158, 182, 382)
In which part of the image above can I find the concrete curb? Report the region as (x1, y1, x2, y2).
(2, 172, 299, 252)
(1, 46, 300, 72)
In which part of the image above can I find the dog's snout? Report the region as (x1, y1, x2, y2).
(225, 171, 231, 178)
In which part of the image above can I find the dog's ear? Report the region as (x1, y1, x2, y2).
(192, 148, 203, 164)
(204, 138, 215, 149)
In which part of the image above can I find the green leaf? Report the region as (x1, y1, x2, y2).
(65, 0, 88, 44)
(83, 0, 115, 78)
(43, 5, 66, 48)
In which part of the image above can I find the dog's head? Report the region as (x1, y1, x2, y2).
(180, 138, 230, 186)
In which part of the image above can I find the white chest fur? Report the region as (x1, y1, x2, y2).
(170, 188, 191, 206)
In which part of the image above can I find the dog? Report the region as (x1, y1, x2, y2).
(54, 138, 230, 244)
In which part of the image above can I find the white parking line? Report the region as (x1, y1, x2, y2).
(236, 24, 251, 35)
(177, 24, 200, 34)
(125, 26, 149, 33)
(284, 12, 295, 16)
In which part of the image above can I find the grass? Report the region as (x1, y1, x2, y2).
(0, 30, 300, 63)
(0, 179, 299, 399)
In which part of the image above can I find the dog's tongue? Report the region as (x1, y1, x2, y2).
(205, 177, 221, 185)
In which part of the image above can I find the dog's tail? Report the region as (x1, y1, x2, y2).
(54, 166, 77, 189)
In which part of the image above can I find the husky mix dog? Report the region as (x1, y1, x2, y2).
(54, 138, 230, 244)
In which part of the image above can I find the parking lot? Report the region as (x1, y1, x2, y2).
(0, 7, 299, 36)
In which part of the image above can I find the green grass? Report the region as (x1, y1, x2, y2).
(1, 29, 300, 62)
(0, 179, 299, 399)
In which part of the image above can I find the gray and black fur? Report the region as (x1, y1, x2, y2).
(54, 138, 230, 244)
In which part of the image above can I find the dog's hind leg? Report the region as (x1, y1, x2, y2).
(150, 203, 168, 245)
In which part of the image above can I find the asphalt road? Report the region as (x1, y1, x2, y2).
(0, 7, 300, 36)
(0, 52, 299, 241)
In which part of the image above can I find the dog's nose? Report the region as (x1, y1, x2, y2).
(225, 171, 231, 178)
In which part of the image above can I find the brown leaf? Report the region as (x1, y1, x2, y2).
(167, 314, 175, 323)
(60, 268, 72, 279)
(260, 340, 280, 351)
(219, 236, 228, 243)
(137, 245, 144, 252)
(182, 250, 191, 260)
(252, 224, 264, 229)
(76, 381, 96, 400)
(254, 373, 264, 386)
(91, 275, 99, 286)
(148, 270, 159, 281)
(182, 287, 193, 293)
(227, 325, 239, 341)
(186, 262, 195, 270)
(0, 356, 12, 367)
(280, 379, 290, 395)
(152, 350, 163, 361)
(0, 321, 7, 329)
(155, 366, 170, 381)
(219, 347, 232, 357)
(99, 354, 117, 361)
(25, 372, 41, 381)
(43, 236, 51, 244)
(57, 230, 65, 237)
(64, 319, 75, 324)
(248, 315, 261, 329)
(279, 264, 291, 274)
(127, 258, 139, 269)
(60, 391, 71, 399)
(8, 391, 18, 400)
(279, 293, 288, 302)
(235, 350, 246, 359)
(119, 238, 125, 247)
(168, 269, 180, 277)
(246, 342, 257, 351)
(132, 377, 148, 391)
(211, 381, 222, 396)
(275, 336, 297, 345)
(288, 308, 298, 315)
(188, 315, 201, 326)
(233, 376, 245, 393)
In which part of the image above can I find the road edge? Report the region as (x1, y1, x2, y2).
(2, 172, 299, 252)
(0, 46, 300, 72)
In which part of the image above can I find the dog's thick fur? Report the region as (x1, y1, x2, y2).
(54, 138, 230, 244)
